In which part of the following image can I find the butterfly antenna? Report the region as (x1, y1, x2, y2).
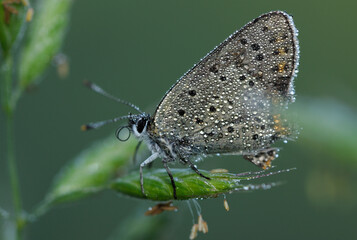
(81, 115, 130, 131)
(83, 80, 143, 113)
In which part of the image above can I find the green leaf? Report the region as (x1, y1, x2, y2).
(111, 168, 289, 201)
(33, 137, 139, 218)
(0, 0, 29, 55)
(18, 0, 72, 88)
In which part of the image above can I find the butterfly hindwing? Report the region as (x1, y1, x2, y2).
(152, 11, 299, 157)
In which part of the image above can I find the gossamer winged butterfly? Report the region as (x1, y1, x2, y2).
(83, 11, 299, 199)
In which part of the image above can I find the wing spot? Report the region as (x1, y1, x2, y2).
(256, 54, 264, 61)
(195, 118, 203, 124)
(278, 62, 287, 73)
(251, 43, 260, 51)
(269, 38, 276, 43)
(220, 76, 226, 81)
(274, 47, 288, 55)
(188, 90, 196, 96)
(240, 38, 247, 45)
(209, 106, 216, 112)
(239, 75, 246, 81)
(209, 65, 219, 73)
(178, 109, 185, 116)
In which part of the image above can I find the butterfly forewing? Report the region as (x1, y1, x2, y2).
(152, 11, 299, 156)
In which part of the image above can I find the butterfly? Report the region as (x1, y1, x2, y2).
(83, 11, 299, 199)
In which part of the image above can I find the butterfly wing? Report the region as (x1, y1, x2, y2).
(152, 11, 299, 157)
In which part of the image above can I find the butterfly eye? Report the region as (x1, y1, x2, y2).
(136, 118, 147, 133)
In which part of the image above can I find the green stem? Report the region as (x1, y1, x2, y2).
(1, 53, 12, 114)
(6, 116, 21, 213)
(6, 114, 24, 239)
(1, 55, 24, 240)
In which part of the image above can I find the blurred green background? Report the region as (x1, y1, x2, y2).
(1, 0, 357, 239)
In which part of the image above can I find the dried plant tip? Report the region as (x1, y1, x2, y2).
(197, 215, 208, 233)
(144, 201, 178, 216)
(54, 54, 69, 78)
(210, 168, 229, 173)
(83, 79, 92, 88)
(189, 224, 198, 240)
(26, 7, 33, 22)
(80, 124, 91, 131)
(202, 221, 208, 234)
(2, 0, 21, 24)
(224, 198, 230, 211)
(198, 215, 204, 232)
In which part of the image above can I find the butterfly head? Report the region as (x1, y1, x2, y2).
(129, 113, 151, 138)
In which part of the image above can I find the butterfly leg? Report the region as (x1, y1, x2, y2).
(163, 161, 177, 199)
(132, 140, 142, 165)
(187, 160, 211, 180)
(243, 148, 277, 169)
(140, 152, 159, 197)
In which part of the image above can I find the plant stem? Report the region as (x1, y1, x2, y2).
(6, 114, 24, 239)
(1, 55, 24, 240)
